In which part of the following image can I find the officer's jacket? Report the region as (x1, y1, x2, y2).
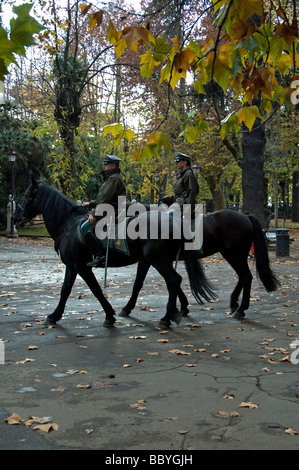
(173, 167, 199, 211)
(89, 169, 126, 210)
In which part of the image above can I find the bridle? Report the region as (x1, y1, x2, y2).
(15, 185, 39, 226)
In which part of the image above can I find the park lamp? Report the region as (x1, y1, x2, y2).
(193, 163, 201, 175)
(7, 148, 17, 238)
(7, 148, 17, 163)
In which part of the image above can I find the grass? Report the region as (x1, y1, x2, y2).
(0, 222, 49, 237)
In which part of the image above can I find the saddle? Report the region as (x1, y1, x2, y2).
(76, 218, 130, 256)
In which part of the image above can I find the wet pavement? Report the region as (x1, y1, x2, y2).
(0, 236, 299, 451)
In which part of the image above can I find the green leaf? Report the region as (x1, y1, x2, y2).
(151, 36, 172, 62)
(220, 112, 240, 139)
(213, 57, 232, 92)
(181, 119, 209, 143)
(10, 3, 45, 55)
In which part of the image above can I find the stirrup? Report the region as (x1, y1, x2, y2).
(87, 255, 105, 267)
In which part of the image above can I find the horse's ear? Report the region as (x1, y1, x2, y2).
(31, 175, 38, 188)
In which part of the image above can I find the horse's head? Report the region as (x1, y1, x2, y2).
(13, 176, 41, 226)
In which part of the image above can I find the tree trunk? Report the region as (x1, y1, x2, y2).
(292, 171, 299, 222)
(241, 119, 266, 227)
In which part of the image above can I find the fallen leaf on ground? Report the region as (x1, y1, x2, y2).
(33, 423, 59, 433)
(238, 402, 258, 409)
(129, 335, 147, 339)
(15, 358, 35, 364)
(5, 413, 22, 425)
(24, 416, 52, 426)
(169, 349, 191, 356)
(217, 410, 240, 418)
(285, 427, 298, 436)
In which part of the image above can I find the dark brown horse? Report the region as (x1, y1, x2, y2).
(120, 207, 280, 320)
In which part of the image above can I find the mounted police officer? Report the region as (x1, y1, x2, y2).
(173, 153, 199, 216)
(82, 154, 126, 267)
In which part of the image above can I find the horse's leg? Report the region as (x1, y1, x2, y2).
(46, 266, 77, 324)
(230, 281, 242, 313)
(120, 260, 150, 317)
(233, 268, 252, 320)
(76, 265, 116, 327)
(153, 262, 183, 328)
(178, 288, 189, 316)
(224, 255, 253, 320)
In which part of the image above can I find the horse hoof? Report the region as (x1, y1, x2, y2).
(103, 318, 116, 327)
(119, 309, 130, 317)
(45, 315, 57, 325)
(180, 307, 189, 317)
(159, 319, 171, 329)
(230, 302, 239, 313)
(233, 310, 245, 321)
(171, 309, 183, 325)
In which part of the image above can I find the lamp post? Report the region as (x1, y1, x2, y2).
(7, 149, 18, 238)
(193, 163, 201, 176)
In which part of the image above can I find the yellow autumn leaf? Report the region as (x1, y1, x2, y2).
(236, 106, 263, 131)
(5, 413, 22, 425)
(33, 423, 59, 433)
(173, 48, 196, 72)
(172, 36, 181, 53)
(79, 3, 92, 15)
(236, 0, 263, 22)
(88, 11, 103, 29)
(276, 53, 292, 76)
(103, 123, 124, 137)
(122, 26, 154, 50)
(238, 402, 258, 409)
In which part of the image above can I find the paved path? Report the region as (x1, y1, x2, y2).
(0, 237, 299, 451)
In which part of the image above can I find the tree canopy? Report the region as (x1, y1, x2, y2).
(0, 0, 298, 228)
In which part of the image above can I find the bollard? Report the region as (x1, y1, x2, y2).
(276, 228, 290, 257)
(6, 196, 18, 238)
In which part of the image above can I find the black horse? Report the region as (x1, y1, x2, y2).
(13, 178, 215, 328)
(120, 208, 280, 320)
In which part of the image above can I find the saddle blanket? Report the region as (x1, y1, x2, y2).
(76, 218, 130, 256)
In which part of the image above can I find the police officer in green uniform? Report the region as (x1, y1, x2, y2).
(173, 153, 199, 216)
(83, 154, 126, 267)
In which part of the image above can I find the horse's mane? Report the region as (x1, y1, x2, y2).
(37, 182, 88, 224)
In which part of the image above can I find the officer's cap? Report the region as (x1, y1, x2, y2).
(175, 153, 191, 162)
(103, 154, 121, 165)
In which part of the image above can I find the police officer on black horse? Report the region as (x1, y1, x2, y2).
(82, 154, 126, 267)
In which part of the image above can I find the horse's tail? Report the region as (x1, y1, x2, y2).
(183, 248, 217, 304)
(248, 215, 280, 292)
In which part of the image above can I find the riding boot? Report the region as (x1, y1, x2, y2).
(84, 231, 105, 267)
